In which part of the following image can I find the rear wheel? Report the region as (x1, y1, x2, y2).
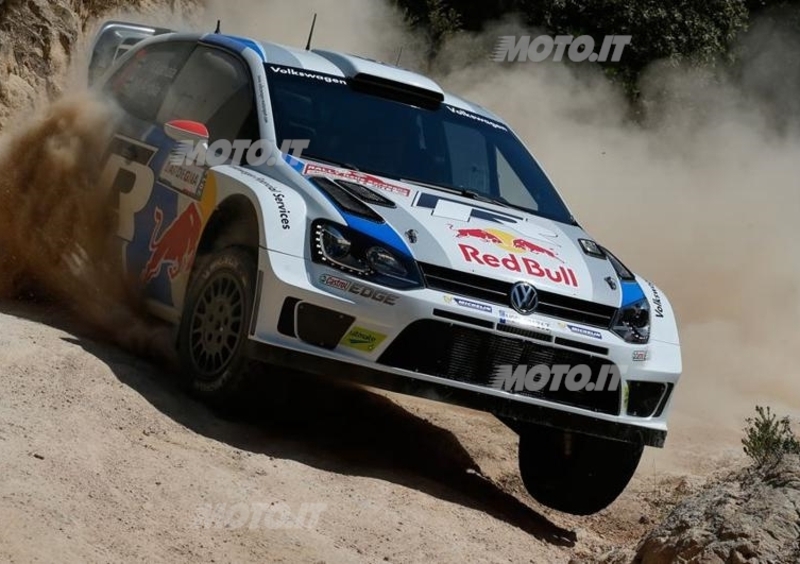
(517, 424, 643, 515)
(177, 246, 257, 407)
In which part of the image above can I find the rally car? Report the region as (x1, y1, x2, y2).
(88, 20, 682, 515)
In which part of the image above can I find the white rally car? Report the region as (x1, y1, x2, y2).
(89, 21, 682, 515)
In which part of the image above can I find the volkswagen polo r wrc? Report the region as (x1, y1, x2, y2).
(88, 21, 682, 515)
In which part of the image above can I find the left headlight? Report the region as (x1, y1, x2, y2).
(611, 297, 650, 344)
(311, 220, 423, 290)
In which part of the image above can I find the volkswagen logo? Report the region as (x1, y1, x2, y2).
(510, 282, 538, 315)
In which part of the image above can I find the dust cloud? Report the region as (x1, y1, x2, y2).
(430, 19, 800, 439)
(435, 19, 800, 469)
(2, 0, 797, 469)
(0, 92, 174, 362)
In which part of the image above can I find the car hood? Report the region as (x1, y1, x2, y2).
(299, 162, 626, 307)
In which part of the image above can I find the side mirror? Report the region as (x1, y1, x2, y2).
(165, 120, 209, 166)
(165, 119, 209, 143)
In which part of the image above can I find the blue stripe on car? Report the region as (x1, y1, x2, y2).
(283, 153, 305, 172)
(338, 212, 413, 258)
(620, 280, 646, 307)
(203, 35, 266, 61)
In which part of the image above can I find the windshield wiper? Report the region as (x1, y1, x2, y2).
(302, 154, 361, 172)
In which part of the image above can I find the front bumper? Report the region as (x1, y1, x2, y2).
(249, 250, 682, 447)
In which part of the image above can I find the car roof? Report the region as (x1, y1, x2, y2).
(197, 33, 507, 126)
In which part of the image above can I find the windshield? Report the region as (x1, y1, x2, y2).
(265, 64, 574, 224)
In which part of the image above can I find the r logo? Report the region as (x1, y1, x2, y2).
(99, 136, 157, 243)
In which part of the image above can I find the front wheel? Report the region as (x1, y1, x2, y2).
(518, 424, 643, 515)
(177, 246, 257, 407)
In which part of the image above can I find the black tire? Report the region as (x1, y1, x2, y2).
(518, 424, 643, 515)
(177, 246, 257, 407)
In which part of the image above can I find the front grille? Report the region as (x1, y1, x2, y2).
(379, 320, 621, 415)
(420, 263, 617, 328)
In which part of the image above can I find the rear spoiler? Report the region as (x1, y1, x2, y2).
(88, 21, 174, 85)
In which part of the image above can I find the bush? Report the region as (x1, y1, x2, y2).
(742, 405, 800, 468)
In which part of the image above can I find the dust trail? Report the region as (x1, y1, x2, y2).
(0, 91, 173, 362)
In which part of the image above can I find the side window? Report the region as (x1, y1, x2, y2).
(158, 46, 258, 148)
(105, 41, 195, 123)
(443, 122, 490, 192)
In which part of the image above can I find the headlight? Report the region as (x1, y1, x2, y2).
(320, 225, 352, 261)
(611, 297, 650, 344)
(366, 246, 408, 277)
(312, 221, 422, 289)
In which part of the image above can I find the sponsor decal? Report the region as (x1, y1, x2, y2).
(565, 324, 603, 340)
(451, 226, 562, 262)
(321, 276, 398, 305)
(256, 73, 269, 123)
(413, 192, 522, 225)
(446, 105, 509, 132)
(141, 203, 202, 284)
(272, 192, 291, 230)
(267, 65, 348, 85)
(632, 350, 649, 362)
(498, 310, 551, 332)
(303, 163, 411, 197)
(158, 161, 206, 199)
(443, 295, 492, 313)
(319, 274, 351, 291)
(339, 327, 387, 352)
(646, 281, 665, 319)
(234, 167, 291, 229)
(348, 282, 398, 305)
(459, 244, 578, 287)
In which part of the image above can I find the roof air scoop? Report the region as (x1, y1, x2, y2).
(312, 49, 445, 109)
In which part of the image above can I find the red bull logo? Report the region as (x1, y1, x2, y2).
(448, 225, 578, 287)
(141, 203, 203, 284)
(449, 224, 561, 261)
(511, 238, 561, 262)
(454, 228, 503, 244)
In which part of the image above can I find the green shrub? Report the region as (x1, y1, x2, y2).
(742, 405, 800, 468)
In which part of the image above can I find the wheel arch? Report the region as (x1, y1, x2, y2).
(197, 194, 261, 256)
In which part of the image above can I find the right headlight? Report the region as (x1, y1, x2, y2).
(611, 297, 650, 344)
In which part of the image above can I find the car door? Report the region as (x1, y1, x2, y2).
(101, 40, 258, 321)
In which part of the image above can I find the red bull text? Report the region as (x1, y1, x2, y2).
(459, 244, 579, 287)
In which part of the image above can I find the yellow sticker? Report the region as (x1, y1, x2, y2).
(339, 327, 387, 352)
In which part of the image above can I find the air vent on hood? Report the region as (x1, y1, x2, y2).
(336, 180, 396, 208)
(309, 176, 384, 223)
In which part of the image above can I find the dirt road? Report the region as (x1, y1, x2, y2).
(0, 301, 721, 563)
